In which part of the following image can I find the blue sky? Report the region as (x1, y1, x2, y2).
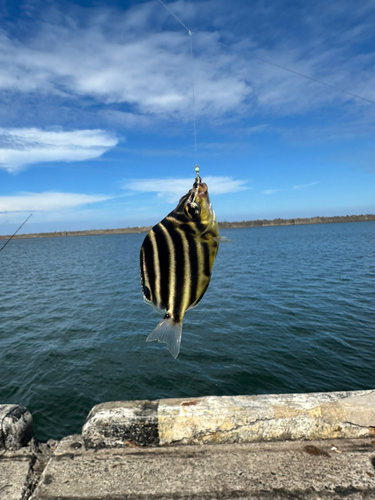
(0, 0, 374, 234)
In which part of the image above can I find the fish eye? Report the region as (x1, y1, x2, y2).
(185, 202, 201, 219)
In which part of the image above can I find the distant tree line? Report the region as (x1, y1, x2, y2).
(1, 214, 374, 240)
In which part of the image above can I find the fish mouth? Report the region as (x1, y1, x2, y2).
(192, 178, 208, 198)
(198, 182, 208, 195)
(198, 183, 211, 209)
(195, 182, 212, 215)
(189, 178, 212, 214)
(190, 178, 209, 201)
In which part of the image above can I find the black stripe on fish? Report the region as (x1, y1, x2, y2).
(161, 220, 186, 322)
(166, 213, 185, 225)
(187, 232, 199, 307)
(148, 229, 166, 310)
(153, 223, 171, 311)
(182, 220, 206, 236)
(189, 279, 210, 310)
(167, 213, 207, 236)
(177, 228, 192, 321)
(194, 220, 208, 235)
(176, 222, 196, 235)
(140, 247, 152, 302)
(202, 241, 211, 278)
(141, 235, 156, 303)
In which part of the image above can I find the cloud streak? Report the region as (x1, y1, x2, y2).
(0, 21, 249, 120)
(0, 128, 118, 172)
(125, 176, 248, 202)
(262, 189, 279, 195)
(293, 182, 319, 189)
(0, 0, 374, 129)
(0, 192, 112, 213)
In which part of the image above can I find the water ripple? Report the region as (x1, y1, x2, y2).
(0, 223, 374, 440)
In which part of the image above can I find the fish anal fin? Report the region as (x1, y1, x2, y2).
(147, 316, 183, 359)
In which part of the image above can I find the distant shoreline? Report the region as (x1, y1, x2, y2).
(1, 214, 374, 240)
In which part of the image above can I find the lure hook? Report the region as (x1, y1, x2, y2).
(195, 164, 201, 186)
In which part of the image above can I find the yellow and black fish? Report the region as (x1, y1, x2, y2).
(140, 177, 219, 358)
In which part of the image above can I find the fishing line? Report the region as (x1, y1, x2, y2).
(158, 0, 191, 33)
(157, 0, 199, 179)
(0, 214, 33, 253)
(189, 30, 197, 167)
(201, 34, 375, 108)
(157, 0, 375, 108)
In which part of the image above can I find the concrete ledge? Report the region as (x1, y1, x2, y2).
(31, 434, 375, 500)
(0, 405, 33, 451)
(0, 446, 36, 500)
(82, 390, 375, 449)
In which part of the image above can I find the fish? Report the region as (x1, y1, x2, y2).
(140, 177, 220, 358)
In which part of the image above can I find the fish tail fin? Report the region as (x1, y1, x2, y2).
(146, 316, 182, 359)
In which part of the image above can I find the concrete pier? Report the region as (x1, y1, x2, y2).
(82, 390, 375, 448)
(0, 447, 35, 500)
(1, 390, 374, 499)
(30, 434, 375, 500)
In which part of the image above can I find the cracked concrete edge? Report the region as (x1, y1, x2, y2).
(82, 389, 375, 449)
(28, 436, 83, 500)
(28, 435, 375, 500)
(0, 448, 34, 500)
(0, 439, 56, 500)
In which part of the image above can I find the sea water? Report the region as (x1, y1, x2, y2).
(0, 222, 374, 441)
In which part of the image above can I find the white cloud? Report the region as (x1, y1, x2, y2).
(245, 124, 268, 134)
(293, 182, 319, 189)
(1, 0, 373, 126)
(0, 192, 111, 213)
(124, 176, 248, 202)
(262, 189, 279, 195)
(262, 183, 319, 194)
(0, 128, 118, 172)
(0, 22, 250, 120)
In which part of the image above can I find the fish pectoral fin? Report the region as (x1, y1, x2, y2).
(213, 236, 233, 243)
(146, 316, 183, 359)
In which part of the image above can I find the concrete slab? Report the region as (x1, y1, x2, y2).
(0, 447, 34, 500)
(31, 434, 375, 499)
(82, 390, 375, 449)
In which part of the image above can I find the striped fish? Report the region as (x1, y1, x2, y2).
(140, 178, 219, 358)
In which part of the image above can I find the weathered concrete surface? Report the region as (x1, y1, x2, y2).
(32, 434, 375, 499)
(83, 400, 159, 449)
(0, 447, 35, 500)
(83, 390, 375, 449)
(0, 405, 33, 451)
(0, 439, 57, 500)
